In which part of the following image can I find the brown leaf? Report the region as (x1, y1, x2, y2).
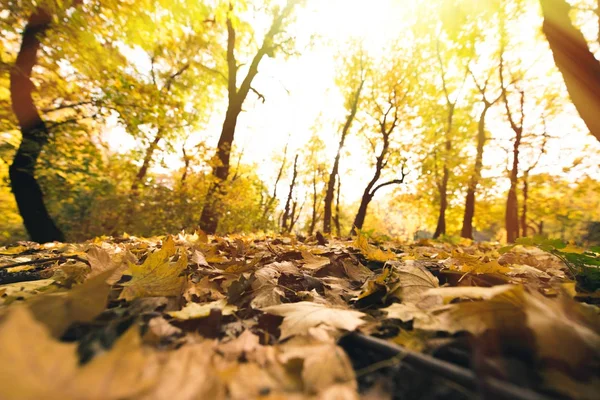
(262, 301, 367, 339)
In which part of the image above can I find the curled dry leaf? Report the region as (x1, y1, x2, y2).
(169, 299, 237, 320)
(120, 236, 187, 301)
(262, 301, 367, 339)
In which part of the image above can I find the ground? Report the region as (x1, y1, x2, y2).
(0, 232, 598, 399)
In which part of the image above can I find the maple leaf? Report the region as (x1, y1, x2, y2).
(354, 232, 396, 262)
(300, 250, 331, 270)
(386, 260, 439, 302)
(169, 299, 237, 320)
(414, 285, 527, 334)
(423, 284, 515, 303)
(262, 301, 367, 339)
(87, 246, 134, 284)
(279, 343, 357, 394)
(382, 302, 430, 323)
(120, 236, 187, 301)
(28, 269, 114, 337)
(0, 307, 78, 400)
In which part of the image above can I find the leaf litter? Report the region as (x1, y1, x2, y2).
(0, 231, 598, 399)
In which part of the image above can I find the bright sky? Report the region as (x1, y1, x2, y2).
(104, 0, 600, 210)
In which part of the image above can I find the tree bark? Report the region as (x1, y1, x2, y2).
(433, 166, 449, 239)
(334, 173, 342, 237)
(132, 130, 163, 191)
(9, 7, 64, 243)
(520, 173, 529, 237)
(323, 78, 365, 234)
(308, 169, 320, 235)
(200, 1, 299, 234)
(539, 0, 600, 143)
(281, 154, 298, 232)
(506, 128, 522, 243)
(461, 104, 490, 239)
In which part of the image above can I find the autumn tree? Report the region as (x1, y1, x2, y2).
(199, 0, 303, 234)
(539, 0, 600, 143)
(7, 1, 87, 243)
(351, 52, 413, 234)
(323, 46, 368, 234)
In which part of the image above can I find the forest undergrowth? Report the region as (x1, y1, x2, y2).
(0, 231, 599, 399)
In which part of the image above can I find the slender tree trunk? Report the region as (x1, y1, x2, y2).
(334, 174, 342, 237)
(461, 104, 490, 239)
(181, 145, 190, 185)
(199, 2, 299, 233)
(433, 167, 449, 239)
(9, 7, 64, 243)
(309, 172, 319, 235)
(521, 173, 529, 237)
(281, 154, 298, 232)
(506, 129, 522, 243)
(539, 0, 600, 143)
(262, 141, 288, 222)
(324, 79, 365, 234)
(352, 192, 373, 234)
(132, 130, 163, 191)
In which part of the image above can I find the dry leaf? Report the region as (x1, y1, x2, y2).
(0, 307, 78, 400)
(262, 301, 366, 339)
(28, 269, 113, 337)
(169, 299, 237, 320)
(120, 236, 187, 301)
(301, 251, 331, 270)
(354, 233, 396, 262)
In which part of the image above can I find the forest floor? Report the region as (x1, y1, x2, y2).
(0, 231, 599, 399)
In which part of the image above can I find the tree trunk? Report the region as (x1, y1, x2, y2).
(461, 104, 490, 239)
(506, 129, 522, 243)
(521, 173, 529, 237)
(324, 79, 365, 234)
(9, 7, 64, 243)
(352, 192, 373, 234)
(132, 130, 163, 191)
(334, 174, 342, 237)
(433, 166, 449, 239)
(281, 154, 298, 232)
(539, 0, 600, 143)
(308, 171, 319, 235)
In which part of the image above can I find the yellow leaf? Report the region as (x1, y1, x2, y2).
(120, 236, 187, 301)
(424, 284, 515, 304)
(0, 307, 78, 400)
(28, 269, 114, 337)
(354, 233, 396, 262)
(262, 301, 366, 339)
(72, 328, 160, 399)
(0, 245, 28, 255)
(169, 299, 237, 320)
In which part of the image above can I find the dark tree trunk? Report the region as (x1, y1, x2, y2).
(199, 2, 298, 234)
(433, 98, 455, 239)
(461, 105, 490, 239)
(506, 129, 522, 243)
(539, 0, 600, 143)
(324, 79, 365, 234)
(308, 170, 320, 235)
(334, 174, 342, 237)
(352, 192, 373, 234)
(9, 7, 64, 243)
(433, 166, 449, 239)
(132, 130, 163, 191)
(521, 173, 529, 237)
(281, 154, 298, 232)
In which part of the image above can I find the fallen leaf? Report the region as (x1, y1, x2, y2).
(301, 251, 331, 270)
(354, 233, 396, 262)
(0, 307, 78, 400)
(262, 301, 367, 339)
(169, 299, 237, 320)
(386, 261, 439, 302)
(423, 284, 515, 303)
(381, 302, 430, 323)
(120, 236, 187, 301)
(28, 269, 113, 337)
